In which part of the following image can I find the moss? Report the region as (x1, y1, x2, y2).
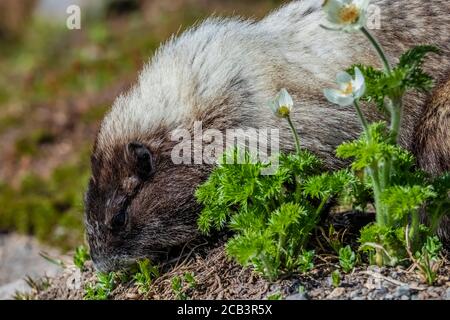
(0, 160, 89, 250)
(0, 115, 22, 134)
(15, 129, 56, 156)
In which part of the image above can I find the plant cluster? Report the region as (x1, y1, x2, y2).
(196, 148, 352, 280)
(171, 272, 197, 300)
(133, 259, 160, 294)
(82, 256, 160, 299)
(74, 245, 90, 270)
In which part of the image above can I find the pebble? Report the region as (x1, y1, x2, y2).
(446, 288, 450, 300)
(401, 295, 410, 300)
(385, 294, 393, 300)
(286, 293, 308, 300)
(375, 287, 388, 295)
(328, 287, 345, 299)
(395, 285, 411, 297)
(367, 266, 381, 273)
(350, 290, 360, 299)
(125, 293, 140, 300)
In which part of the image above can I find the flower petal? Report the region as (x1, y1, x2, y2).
(278, 88, 294, 109)
(336, 95, 355, 107)
(352, 67, 366, 98)
(337, 71, 352, 84)
(355, 0, 370, 11)
(322, 0, 368, 31)
(324, 88, 354, 106)
(353, 81, 366, 99)
(268, 100, 278, 114)
(323, 0, 345, 24)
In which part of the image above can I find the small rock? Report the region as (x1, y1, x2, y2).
(350, 290, 360, 299)
(395, 285, 411, 297)
(269, 284, 280, 291)
(446, 288, 450, 300)
(385, 294, 393, 300)
(367, 266, 381, 273)
(401, 295, 410, 300)
(375, 287, 388, 295)
(328, 287, 345, 299)
(286, 293, 308, 300)
(125, 293, 140, 300)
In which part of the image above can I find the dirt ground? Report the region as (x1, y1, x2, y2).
(32, 242, 449, 300)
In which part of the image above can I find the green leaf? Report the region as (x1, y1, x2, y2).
(267, 203, 305, 235)
(73, 245, 90, 270)
(297, 249, 315, 273)
(398, 45, 440, 70)
(339, 245, 356, 273)
(380, 185, 436, 221)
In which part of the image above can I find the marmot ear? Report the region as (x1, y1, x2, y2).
(127, 142, 154, 180)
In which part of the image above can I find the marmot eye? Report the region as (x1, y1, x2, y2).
(111, 210, 127, 229)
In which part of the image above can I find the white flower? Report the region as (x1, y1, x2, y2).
(322, 0, 370, 32)
(324, 67, 366, 106)
(268, 88, 294, 118)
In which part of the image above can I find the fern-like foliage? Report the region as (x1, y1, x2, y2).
(348, 45, 440, 110)
(196, 149, 350, 280)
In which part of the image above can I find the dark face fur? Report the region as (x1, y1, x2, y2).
(84, 141, 207, 272)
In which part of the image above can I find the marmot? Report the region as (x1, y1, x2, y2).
(85, 0, 450, 272)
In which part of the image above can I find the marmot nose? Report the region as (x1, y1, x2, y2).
(91, 255, 111, 273)
(90, 251, 114, 273)
(91, 252, 136, 273)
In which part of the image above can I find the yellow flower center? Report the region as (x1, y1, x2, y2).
(278, 105, 291, 117)
(342, 82, 353, 95)
(339, 4, 360, 24)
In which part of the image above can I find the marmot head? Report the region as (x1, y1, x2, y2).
(84, 136, 208, 272)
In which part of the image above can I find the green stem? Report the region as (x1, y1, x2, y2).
(354, 100, 370, 137)
(361, 27, 392, 74)
(294, 176, 302, 203)
(386, 97, 403, 144)
(316, 196, 329, 217)
(409, 211, 420, 251)
(276, 234, 286, 268)
(287, 116, 301, 155)
(380, 158, 392, 190)
(369, 166, 386, 226)
(260, 254, 276, 281)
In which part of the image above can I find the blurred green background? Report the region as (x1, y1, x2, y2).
(0, 0, 285, 250)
